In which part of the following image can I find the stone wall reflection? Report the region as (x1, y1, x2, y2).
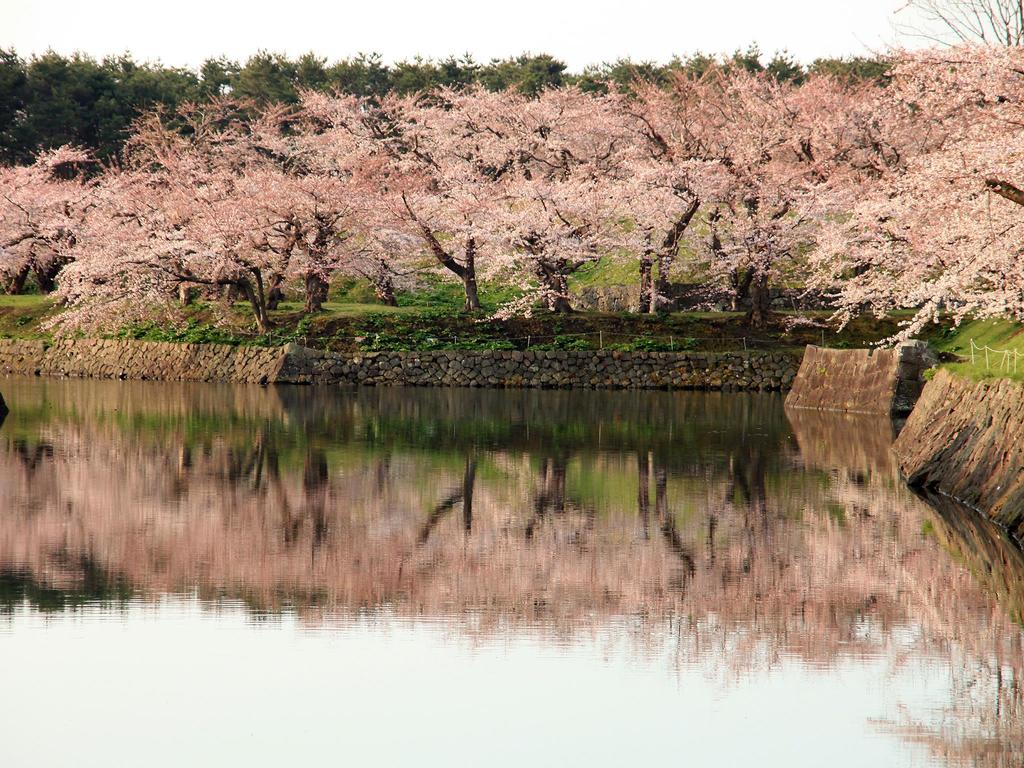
(788, 406, 1024, 767)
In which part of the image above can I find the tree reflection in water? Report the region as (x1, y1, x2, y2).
(0, 377, 1022, 764)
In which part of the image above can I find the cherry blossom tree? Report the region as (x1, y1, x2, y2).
(810, 46, 1024, 337)
(38, 50, 1024, 337)
(656, 67, 859, 328)
(620, 83, 708, 313)
(244, 104, 373, 314)
(637, 64, 883, 328)
(0, 146, 95, 294)
(295, 90, 490, 312)
(297, 86, 645, 315)
(442, 86, 640, 314)
(56, 102, 366, 333)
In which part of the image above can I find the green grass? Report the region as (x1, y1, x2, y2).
(0, 295, 50, 308)
(931, 318, 1024, 356)
(570, 256, 642, 288)
(569, 247, 709, 289)
(0, 294, 55, 339)
(0, 277, 919, 355)
(927, 318, 1024, 382)
(290, 301, 419, 317)
(12, 281, 1024, 384)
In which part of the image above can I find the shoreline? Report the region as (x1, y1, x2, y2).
(5, 342, 1024, 546)
(0, 338, 802, 391)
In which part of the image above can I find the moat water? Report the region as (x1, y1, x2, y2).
(0, 377, 1022, 767)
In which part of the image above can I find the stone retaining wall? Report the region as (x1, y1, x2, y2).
(894, 369, 1024, 541)
(0, 338, 290, 384)
(785, 342, 936, 415)
(278, 346, 800, 390)
(0, 338, 801, 391)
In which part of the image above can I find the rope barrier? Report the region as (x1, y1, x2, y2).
(969, 339, 1022, 373)
(348, 330, 786, 351)
(224, 327, 793, 351)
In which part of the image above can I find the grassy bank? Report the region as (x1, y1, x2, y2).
(0, 292, 918, 354)
(931, 319, 1024, 382)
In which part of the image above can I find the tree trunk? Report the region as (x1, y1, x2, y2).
(638, 252, 653, 314)
(548, 291, 572, 313)
(33, 259, 66, 294)
(255, 306, 273, 333)
(373, 273, 398, 307)
(2, 263, 30, 295)
(652, 197, 699, 314)
(745, 273, 772, 329)
(239, 276, 273, 334)
(986, 177, 1024, 206)
(462, 271, 481, 312)
(266, 274, 285, 311)
(408, 200, 481, 311)
(303, 272, 329, 313)
(537, 260, 573, 313)
(461, 239, 481, 312)
(251, 304, 273, 333)
(652, 253, 675, 313)
(178, 283, 195, 306)
(730, 268, 753, 311)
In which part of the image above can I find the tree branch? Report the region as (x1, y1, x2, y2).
(986, 176, 1024, 206)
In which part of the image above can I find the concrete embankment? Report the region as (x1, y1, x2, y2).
(785, 342, 935, 415)
(895, 370, 1024, 541)
(0, 338, 800, 391)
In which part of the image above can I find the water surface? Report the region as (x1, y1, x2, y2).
(0, 378, 1022, 767)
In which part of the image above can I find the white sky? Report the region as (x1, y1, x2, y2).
(0, 0, 918, 70)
